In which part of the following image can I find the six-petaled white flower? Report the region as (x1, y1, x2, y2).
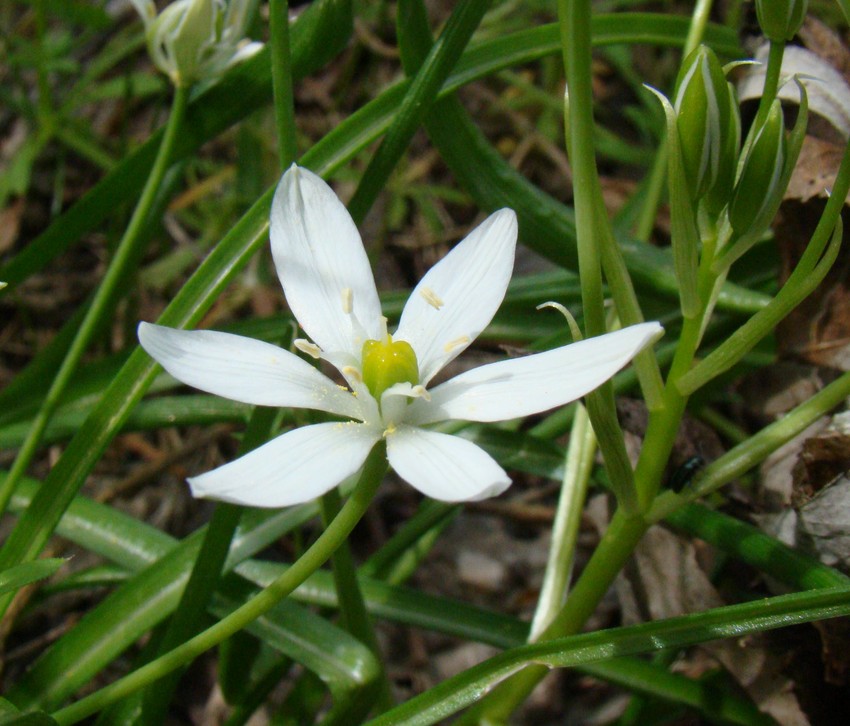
(138, 165, 663, 507)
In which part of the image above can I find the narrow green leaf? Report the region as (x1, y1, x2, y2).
(365, 586, 850, 725)
(0, 559, 65, 597)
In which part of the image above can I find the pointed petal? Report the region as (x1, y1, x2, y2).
(270, 165, 382, 357)
(387, 426, 510, 502)
(408, 322, 663, 424)
(189, 422, 381, 507)
(395, 209, 517, 385)
(138, 322, 364, 420)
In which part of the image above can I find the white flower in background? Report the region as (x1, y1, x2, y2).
(139, 165, 663, 507)
(131, 0, 262, 87)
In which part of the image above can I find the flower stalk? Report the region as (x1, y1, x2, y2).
(0, 85, 190, 526)
(50, 442, 388, 725)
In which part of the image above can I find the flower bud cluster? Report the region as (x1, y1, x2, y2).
(131, 0, 261, 87)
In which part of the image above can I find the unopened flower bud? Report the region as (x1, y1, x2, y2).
(756, 0, 808, 43)
(729, 100, 786, 234)
(674, 46, 739, 202)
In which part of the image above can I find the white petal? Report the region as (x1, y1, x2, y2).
(387, 426, 510, 502)
(270, 165, 383, 357)
(408, 322, 663, 424)
(395, 209, 517, 385)
(189, 422, 381, 507)
(138, 322, 365, 420)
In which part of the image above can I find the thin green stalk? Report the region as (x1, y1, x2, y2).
(752, 40, 785, 133)
(138, 406, 280, 723)
(0, 85, 190, 520)
(270, 0, 298, 165)
(320, 488, 394, 711)
(560, 0, 637, 513)
(529, 403, 595, 640)
(50, 443, 388, 726)
(474, 26, 728, 709)
(682, 0, 714, 59)
(560, 0, 604, 337)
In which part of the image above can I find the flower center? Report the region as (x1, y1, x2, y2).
(361, 335, 419, 400)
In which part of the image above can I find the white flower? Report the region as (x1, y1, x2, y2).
(131, 0, 262, 87)
(138, 165, 663, 507)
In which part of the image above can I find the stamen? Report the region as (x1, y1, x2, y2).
(411, 384, 431, 402)
(383, 422, 397, 437)
(294, 339, 322, 359)
(378, 316, 389, 343)
(341, 287, 353, 314)
(420, 286, 444, 310)
(443, 335, 470, 353)
(342, 365, 363, 383)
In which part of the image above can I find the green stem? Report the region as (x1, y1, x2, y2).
(682, 0, 714, 58)
(320, 488, 394, 711)
(474, 61, 724, 718)
(138, 406, 279, 723)
(50, 443, 387, 726)
(560, 0, 603, 337)
(752, 40, 785, 133)
(0, 85, 190, 522)
(270, 0, 298, 166)
(560, 0, 637, 513)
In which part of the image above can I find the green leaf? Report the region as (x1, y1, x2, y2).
(0, 712, 59, 726)
(0, 559, 65, 597)
(365, 586, 850, 725)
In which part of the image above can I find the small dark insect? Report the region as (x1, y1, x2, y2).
(669, 455, 705, 493)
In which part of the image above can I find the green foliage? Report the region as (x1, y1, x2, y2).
(1, 1, 848, 724)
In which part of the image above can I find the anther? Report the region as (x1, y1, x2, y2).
(294, 339, 322, 359)
(443, 335, 470, 353)
(411, 384, 431, 401)
(420, 286, 444, 310)
(342, 365, 363, 383)
(341, 287, 353, 314)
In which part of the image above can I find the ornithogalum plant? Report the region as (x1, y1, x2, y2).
(140, 165, 662, 506)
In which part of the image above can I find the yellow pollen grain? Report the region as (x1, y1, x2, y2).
(341, 287, 353, 314)
(420, 286, 444, 310)
(383, 423, 397, 437)
(443, 335, 470, 353)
